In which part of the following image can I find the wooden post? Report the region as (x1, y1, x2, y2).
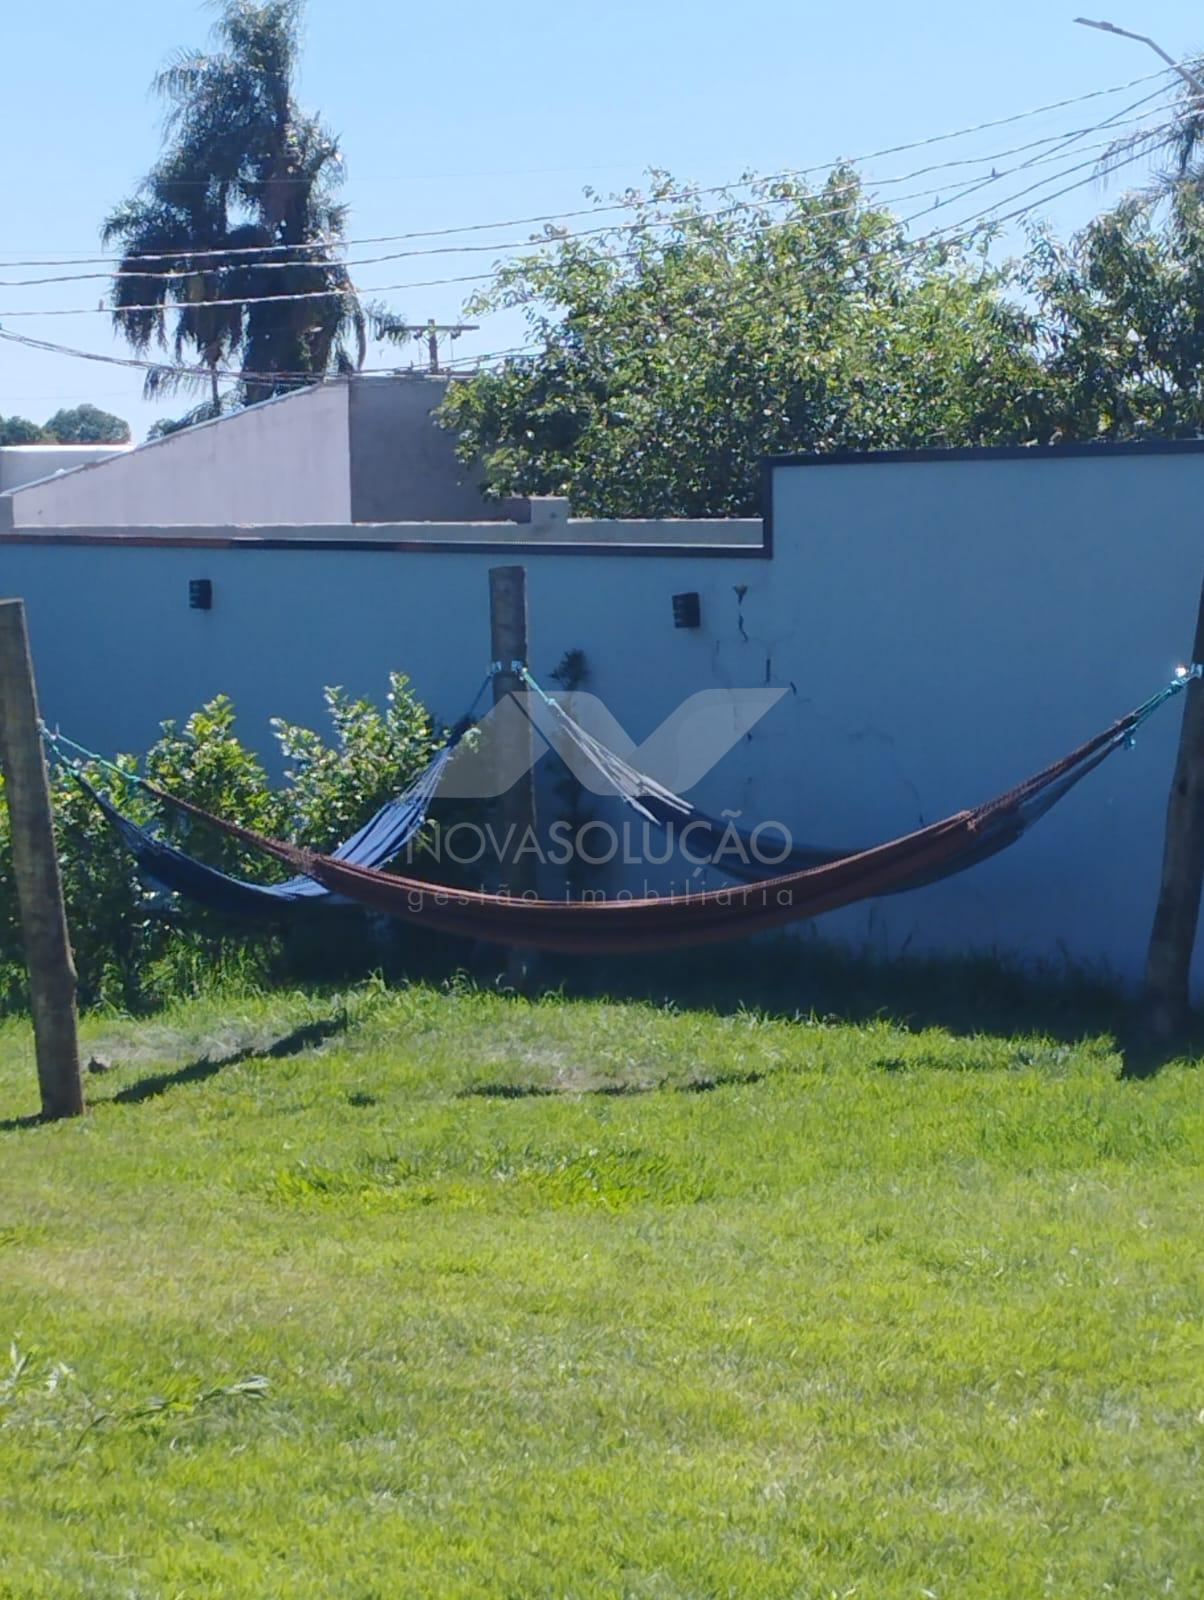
(1142, 576, 1204, 1045)
(0, 600, 83, 1119)
(489, 566, 538, 985)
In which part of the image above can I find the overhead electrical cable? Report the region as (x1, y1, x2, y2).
(0, 135, 1155, 391)
(0, 104, 1175, 291)
(0, 65, 1178, 270)
(0, 129, 1165, 322)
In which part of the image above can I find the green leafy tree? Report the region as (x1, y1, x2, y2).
(103, 0, 365, 414)
(42, 404, 131, 444)
(145, 402, 228, 441)
(0, 678, 442, 1012)
(440, 171, 1053, 517)
(272, 675, 439, 853)
(145, 696, 288, 879)
(0, 416, 48, 445)
(1025, 190, 1204, 438)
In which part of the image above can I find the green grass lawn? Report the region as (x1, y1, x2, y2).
(0, 976, 1200, 1598)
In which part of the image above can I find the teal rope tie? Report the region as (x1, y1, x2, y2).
(1123, 664, 1202, 745)
(517, 665, 556, 708)
(39, 724, 145, 786)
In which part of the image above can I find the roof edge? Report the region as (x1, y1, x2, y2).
(766, 438, 1204, 468)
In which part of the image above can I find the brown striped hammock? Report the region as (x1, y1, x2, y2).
(142, 678, 1187, 955)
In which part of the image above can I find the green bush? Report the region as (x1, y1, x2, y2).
(0, 676, 441, 1015)
(272, 675, 438, 852)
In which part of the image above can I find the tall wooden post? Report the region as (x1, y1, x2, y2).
(489, 566, 538, 985)
(1142, 577, 1204, 1045)
(0, 600, 84, 1119)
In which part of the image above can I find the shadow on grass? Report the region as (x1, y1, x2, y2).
(110, 1014, 352, 1106)
(454, 938, 1195, 1077)
(0, 1110, 49, 1133)
(461, 1069, 766, 1101)
(531, 940, 1132, 1041)
(461, 1080, 651, 1101)
(1114, 1019, 1204, 1080)
(386, 924, 1204, 1079)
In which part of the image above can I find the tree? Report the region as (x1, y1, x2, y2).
(146, 405, 223, 441)
(42, 405, 131, 444)
(440, 172, 1053, 517)
(1025, 190, 1204, 439)
(102, 0, 365, 414)
(1099, 51, 1204, 206)
(0, 417, 48, 445)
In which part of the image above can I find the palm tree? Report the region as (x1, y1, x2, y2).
(1078, 23, 1204, 207)
(103, 0, 365, 416)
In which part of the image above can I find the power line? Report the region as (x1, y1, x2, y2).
(0, 91, 1166, 402)
(0, 64, 1178, 271)
(0, 98, 1175, 293)
(0, 326, 541, 385)
(0, 123, 1167, 322)
(918, 131, 1155, 242)
(0, 147, 1157, 410)
(0, 133, 1156, 398)
(589, 139, 1157, 356)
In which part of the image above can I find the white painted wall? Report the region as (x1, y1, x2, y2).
(1, 375, 522, 529)
(4, 443, 1201, 987)
(6, 386, 350, 526)
(0, 444, 131, 492)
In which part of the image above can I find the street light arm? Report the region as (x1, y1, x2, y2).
(1075, 18, 1204, 101)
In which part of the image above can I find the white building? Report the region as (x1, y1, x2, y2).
(0, 376, 528, 529)
(0, 441, 132, 496)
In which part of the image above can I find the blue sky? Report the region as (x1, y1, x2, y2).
(4, 0, 1202, 439)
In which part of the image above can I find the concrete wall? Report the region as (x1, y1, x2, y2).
(348, 376, 526, 522)
(3, 441, 1201, 987)
(0, 444, 131, 492)
(762, 444, 1204, 985)
(5, 386, 351, 526)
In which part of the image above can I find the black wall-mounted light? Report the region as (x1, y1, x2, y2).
(188, 579, 213, 611)
(672, 591, 701, 629)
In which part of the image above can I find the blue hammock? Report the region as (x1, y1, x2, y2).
(73, 741, 454, 919)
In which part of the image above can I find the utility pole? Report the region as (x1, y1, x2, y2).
(0, 599, 83, 1119)
(1141, 579, 1204, 1049)
(416, 320, 479, 375)
(1075, 19, 1204, 101)
(488, 566, 538, 987)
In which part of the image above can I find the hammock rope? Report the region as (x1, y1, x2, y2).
(523, 667, 1198, 886)
(519, 668, 692, 820)
(128, 670, 1198, 955)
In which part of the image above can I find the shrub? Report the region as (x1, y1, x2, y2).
(0, 676, 441, 1015)
(272, 674, 440, 852)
